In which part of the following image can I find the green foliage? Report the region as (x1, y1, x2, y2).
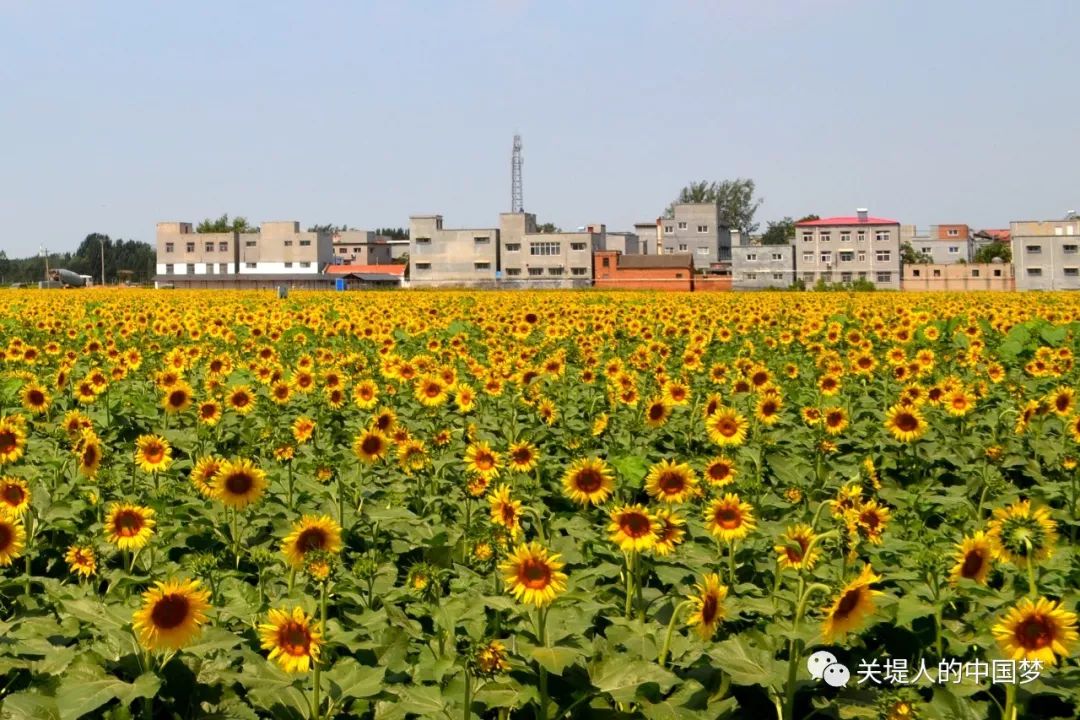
(375, 228, 409, 240)
(196, 214, 257, 234)
(901, 242, 933, 265)
(974, 241, 1012, 264)
(0, 235, 156, 285)
(666, 179, 763, 234)
(536, 222, 560, 234)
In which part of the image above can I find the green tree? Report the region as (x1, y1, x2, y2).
(197, 214, 257, 233)
(536, 222, 560, 233)
(974, 242, 1011, 264)
(308, 224, 350, 233)
(375, 227, 409, 240)
(665, 179, 763, 234)
(901, 242, 933, 265)
(0, 251, 9, 284)
(761, 218, 794, 245)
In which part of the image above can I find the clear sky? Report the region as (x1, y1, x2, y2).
(2, 0, 1077, 256)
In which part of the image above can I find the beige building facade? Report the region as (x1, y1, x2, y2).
(660, 203, 733, 268)
(156, 221, 334, 277)
(903, 262, 1014, 291)
(408, 215, 500, 286)
(794, 211, 901, 289)
(1011, 220, 1080, 290)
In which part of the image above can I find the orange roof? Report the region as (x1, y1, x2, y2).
(326, 264, 405, 276)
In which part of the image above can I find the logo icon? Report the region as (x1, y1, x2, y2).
(807, 650, 850, 688)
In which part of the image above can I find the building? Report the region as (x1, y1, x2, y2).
(731, 244, 796, 289)
(1011, 219, 1080, 290)
(903, 262, 1014, 291)
(603, 231, 643, 256)
(794, 210, 901, 289)
(634, 221, 660, 254)
(325, 263, 406, 288)
(973, 228, 1010, 257)
(332, 230, 401, 265)
(659, 204, 733, 268)
(593, 251, 694, 291)
(155, 220, 335, 285)
(408, 215, 500, 287)
(498, 213, 599, 288)
(900, 224, 973, 263)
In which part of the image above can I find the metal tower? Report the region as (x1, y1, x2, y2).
(511, 134, 524, 213)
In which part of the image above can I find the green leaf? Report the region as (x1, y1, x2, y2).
(707, 636, 783, 689)
(0, 693, 61, 720)
(589, 659, 678, 703)
(529, 646, 585, 676)
(55, 669, 160, 720)
(325, 658, 386, 700)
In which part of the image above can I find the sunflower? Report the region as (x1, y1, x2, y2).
(197, 400, 222, 426)
(135, 434, 172, 473)
(706, 407, 748, 447)
(291, 416, 316, 444)
(949, 531, 994, 584)
(132, 578, 211, 651)
(211, 458, 267, 509)
(822, 406, 848, 435)
(608, 504, 660, 553)
(775, 524, 821, 571)
(65, 544, 97, 577)
(281, 515, 343, 569)
(754, 391, 783, 426)
(0, 417, 27, 465)
(488, 485, 522, 537)
(260, 606, 324, 673)
(226, 385, 256, 415)
(643, 396, 672, 428)
(415, 374, 449, 407)
(190, 456, 222, 498)
(104, 503, 155, 550)
(561, 457, 615, 506)
(591, 413, 609, 436)
(644, 460, 698, 504)
(1048, 387, 1075, 417)
(686, 573, 728, 640)
(507, 441, 539, 473)
(161, 381, 193, 414)
(270, 381, 293, 405)
(942, 389, 975, 417)
(992, 596, 1078, 666)
(703, 456, 737, 487)
(830, 483, 863, 518)
(353, 428, 389, 463)
(455, 384, 477, 413)
(853, 499, 890, 545)
(475, 640, 510, 676)
(705, 494, 757, 543)
(884, 404, 927, 442)
(464, 441, 501, 480)
(1069, 415, 1080, 444)
(20, 383, 50, 414)
(821, 565, 883, 642)
(0, 476, 30, 517)
(396, 438, 429, 472)
(0, 516, 26, 565)
(987, 499, 1058, 567)
(75, 429, 103, 477)
(652, 509, 686, 556)
(500, 542, 568, 607)
(537, 398, 557, 425)
(62, 410, 92, 437)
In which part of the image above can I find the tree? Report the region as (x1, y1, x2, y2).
(197, 214, 257, 233)
(375, 227, 409, 240)
(665, 179, 763, 234)
(308, 224, 350, 233)
(974, 242, 1011, 264)
(0, 251, 9, 284)
(761, 218, 795, 245)
(901, 242, 933, 265)
(536, 222, 560, 233)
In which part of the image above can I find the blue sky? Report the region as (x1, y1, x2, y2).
(1, 0, 1076, 256)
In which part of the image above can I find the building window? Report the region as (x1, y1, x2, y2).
(773, 273, 785, 280)
(245, 262, 257, 269)
(948, 228, 959, 236)
(206, 264, 215, 275)
(801, 252, 813, 263)
(875, 231, 890, 242)
(1027, 268, 1042, 276)
(415, 262, 431, 270)
(416, 237, 431, 245)
(912, 269, 921, 277)
(858, 271, 867, 279)
(219, 263, 228, 273)
(841, 272, 852, 282)
(675, 273, 683, 279)
(921, 247, 932, 254)
(474, 236, 490, 245)
(840, 232, 851, 243)
(475, 262, 491, 270)
(697, 247, 710, 255)
(746, 253, 757, 261)
(1027, 245, 1042, 254)
(820, 232, 831, 242)
(186, 263, 195, 274)
(802, 232, 813, 243)
(165, 264, 174, 275)
(697, 225, 708, 233)
(284, 262, 293, 268)
(602, 257, 611, 268)
(530, 241, 560, 256)
(771, 252, 783, 260)
(948, 246, 959, 254)
(857, 251, 866, 262)
(1065, 268, 1079, 277)
(218, 242, 228, 252)
(284, 240, 293, 247)
(570, 242, 587, 251)
(299, 240, 311, 247)
(246, 239, 257, 247)
(678, 222, 687, 230)
(506, 268, 521, 276)
(803, 272, 815, 281)
(528, 267, 544, 276)
(820, 251, 832, 263)
(876, 250, 891, 262)
(186, 242, 195, 252)
(1064, 245, 1078, 254)
(505, 243, 521, 252)
(571, 267, 587, 275)
(548, 267, 564, 275)
(165, 243, 174, 253)
(664, 225, 674, 234)
(839, 251, 854, 262)
(745, 272, 757, 280)
(993, 269, 1002, 277)
(300, 262, 310, 268)
(876, 272, 892, 283)
(204, 242, 214, 252)
(857, 231, 866, 243)
(932, 269, 941, 278)
(971, 269, 980, 277)
(678, 244, 688, 251)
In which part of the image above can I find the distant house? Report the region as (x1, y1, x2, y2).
(1011, 219, 1080, 290)
(593, 251, 695, 291)
(794, 210, 901, 289)
(324, 263, 405, 288)
(903, 262, 1014, 291)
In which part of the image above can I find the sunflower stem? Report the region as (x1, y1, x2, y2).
(537, 606, 550, 720)
(463, 667, 473, 720)
(311, 580, 328, 720)
(658, 600, 693, 668)
(287, 462, 294, 509)
(727, 540, 737, 587)
(1023, 539, 1038, 598)
(23, 512, 34, 597)
(624, 552, 636, 619)
(1003, 680, 1017, 720)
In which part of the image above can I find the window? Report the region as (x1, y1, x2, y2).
(416, 237, 431, 245)
(802, 232, 814, 243)
(548, 267, 564, 276)
(219, 263, 228, 273)
(1027, 268, 1043, 276)
(506, 268, 521, 276)
(857, 231, 866, 243)
(820, 251, 832, 263)
(802, 252, 814, 263)
(912, 269, 921, 277)
(971, 269, 980, 277)
(664, 225, 674, 234)
(571, 267, 587, 276)
(415, 262, 431, 270)
(678, 222, 687, 230)
(697, 225, 709, 233)
(803, 272, 815, 281)
(186, 242, 195, 252)
(857, 251, 866, 262)
(245, 239, 257, 247)
(186, 263, 195, 274)
(475, 262, 490, 270)
(1027, 245, 1042, 254)
(218, 242, 228, 252)
(746, 253, 757, 261)
(773, 273, 785, 280)
(921, 247, 932, 254)
(697, 247, 711, 255)
(841, 272, 852, 282)
(745, 272, 757, 280)
(570, 242, 587, 251)
(840, 232, 851, 243)
(204, 242, 214, 252)
(678, 244, 687, 251)
(675, 273, 683, 279)
(602, 257, 611, 268)
(165, 264, 174, 275)
(993, 269, 1002, 277)
(165, 243, 174, 253)
(245, 262, 257, 269)
(284, 262, 293, 268)
(839, 251, 854, 262)
(932, 269, 941, 278)
(772, 253, 783, 260)
(1064, 245, 1079, 254)
(876, 250, 891, 262)
(875, 231, 890, 242)
(948, 228, 959, 236)
(206, 264, 215, 275)
(530, 241, 560, 256)
(300, 262, 310, 268)
(820, 232, 831, 243)
(284, 240, 293, 247)
(528, 267, 544, 276)
(858, 271, 867, 280)
(876, 272, 892, 283)
(474, 236, 490, 244)
(299, 240, 311, 247)
(1065, 268, 1080, 277)
(948, 246, 959, 254)
(505, 243, 521, 252)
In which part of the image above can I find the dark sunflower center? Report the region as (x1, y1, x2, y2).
(361, 436, 383, 455)
(860, 511, 880, 529)
(715, 507, 741, 529)
(225, 472, 254, 495)
(0, 431, 17, 454)
(424, 383, 441, 397)
(474, 452, 494, 470)
(82, 444, 99, 465)
(297, 528, 328, 552)
(708, 463, 731, 481)
(658, 472, 686, 494)
(700, 594, 719, 624)
(233, 393, 250, 406)
(574, 468, 603, 493)
(786, 539, 808, 562)
(715, 419, 737, 436)
(1016, 617, 1052, 649)
(201, 404, 217, 418)
(513, 448, 532, 464)
(2, 485, 25, 505)
(143, 443, 165, 463)
(649, 404, 666, 420)
(114, 511, 143, 536)
(0, 524, 11, 550)
(520, 559, 551, 589)
(827, 412, 843, 427)
(620, 512, 652, 537)
(835, 588, 861, 618)
(150, 594, 190, 630)
(961, 549, 985, 578)
(169, 390, 187, 407)
(27, 390, 45, 406)
(895, 413, 919, 431)
(279, 622, 311, 655)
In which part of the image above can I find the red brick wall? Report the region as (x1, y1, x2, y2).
(693, 277, 732, 292)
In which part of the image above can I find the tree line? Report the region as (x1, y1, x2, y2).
(0, 234, 156, 285)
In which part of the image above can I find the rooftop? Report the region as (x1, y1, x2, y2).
(796, 216, 899, 227)
(616, 253, 693, 269)
(325, 264, 405, 276)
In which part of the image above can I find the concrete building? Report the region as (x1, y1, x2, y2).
(408, 215, 501, 287)
(498, 213, 598, 288)
(794, 210, 901, 289)
(900, 224, 973, 264)
(660, 204, 733, 268)
(732, 244, 796, 289)
(332, 230, 404, 265)
(594, 251, 694, 291)
(1011, 219, 1080, 290)
(634, 221, 660, 255)
(156, 221, 334, 278)
(603, 232, 643, 256)
(903, 262, 1014, 291)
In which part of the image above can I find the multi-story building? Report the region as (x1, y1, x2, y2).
(634, 221, 660, 255)
(794, 210, 901, 289)
(408, 215, 500, 287)
(156, 221, 334, 278)
(659, 204, 733, 268)
(498, 213, 598, 288)
(332, 230, 399, 265)
(1011, 219, 1080, 290)
(900, 224, 973, 264)
(903, 262, 1014, 291)
(731, 244, 796, 289)
(593, 251, 695, 291)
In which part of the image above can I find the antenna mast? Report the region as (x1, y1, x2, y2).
(511, 134, 524, 213)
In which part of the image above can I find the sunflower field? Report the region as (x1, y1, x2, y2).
(0, 289, 1078, 720)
